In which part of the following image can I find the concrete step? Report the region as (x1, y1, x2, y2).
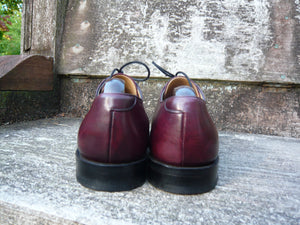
(0, 118, 299, 225)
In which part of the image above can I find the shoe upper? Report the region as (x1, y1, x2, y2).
(77, 73, 149, 164)
(150, 75, 219, 167)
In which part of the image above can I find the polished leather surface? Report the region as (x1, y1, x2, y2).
(150, 79, 218, 167)
(78, 78, 149, 164)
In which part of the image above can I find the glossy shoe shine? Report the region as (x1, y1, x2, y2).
(76, 61, 150, 191)
(148, 62, 219, 194)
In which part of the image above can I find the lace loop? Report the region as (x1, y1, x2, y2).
(175, 71, 193, 87)
(152, 61, 193, 87)
(152, 61, 175, 78)
(109, 68, 122, 78)
(110, 61, 150, 81)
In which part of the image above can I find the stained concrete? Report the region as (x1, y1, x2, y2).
(21, 0, 68, 57)
(60, 77, 300, 138)
(0, 91, 59, 125)
(0, 118, 299, 224)
(20, 0, 300, 83)
(57, 0, 300, 83)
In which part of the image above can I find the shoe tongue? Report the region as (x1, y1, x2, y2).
(173, 85, 196, 97)
(103, 78, 125, 93)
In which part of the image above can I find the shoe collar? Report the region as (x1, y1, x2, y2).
(95, 61, 151, 99)
(96, 73, 143, 98)
(152, 62, 206, 101)
(160, 76, 206, 101)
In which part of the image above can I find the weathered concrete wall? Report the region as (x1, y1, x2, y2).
(21, 0, 56, 55)
(21, 0, 68, 59)
(0, 91, 59, 124)
(60, 77, 300, 138)
(58, 0, 300, 83)
(14, 0, 300, 136)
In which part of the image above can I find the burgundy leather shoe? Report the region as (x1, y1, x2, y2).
(148, 62, 219, 194)
(76, 61, 150, 191)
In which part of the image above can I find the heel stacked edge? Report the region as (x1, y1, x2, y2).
(76, 149, 147, 192)
(147, 156, 218, 195)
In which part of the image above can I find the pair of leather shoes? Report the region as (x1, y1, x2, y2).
(76, 61, 219, 194)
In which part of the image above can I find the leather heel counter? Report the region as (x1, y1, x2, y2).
(182, 99, 219, 166)
(151, 96, 218, 167)
(108, 98, 149, 163)
(77, 97, 111, 162)
(78, 94, 148, 163)
(150, 100, 184, 166)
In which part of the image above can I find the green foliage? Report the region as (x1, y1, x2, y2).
(0, 10, 22, 55)
(0, 0, 22, 14)
(0, 1, 22, 55)
(0, 14, 11, 40)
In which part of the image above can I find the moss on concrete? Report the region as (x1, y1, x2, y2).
(0, 90, 59, 124)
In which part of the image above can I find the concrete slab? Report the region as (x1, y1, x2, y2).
(0, 118, 299, 224)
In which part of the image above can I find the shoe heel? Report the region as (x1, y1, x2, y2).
(148, 157, 218, 195)
(76, 150, 147, 192)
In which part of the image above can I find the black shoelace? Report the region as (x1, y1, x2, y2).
(152, 61, 193, 87)
(110, 61, 150, 81)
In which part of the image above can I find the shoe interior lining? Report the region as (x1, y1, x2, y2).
(163, 77, 201, 100)
(113, 74, 140, 97)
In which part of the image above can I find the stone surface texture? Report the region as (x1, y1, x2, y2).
(60, 77, 300, 138)
(0, 118, 299, 224)
(58, 0, 300, 83)
(7, 0, 299, 137)
(0, 91, 59, 125)
(21, 0, 68, 58)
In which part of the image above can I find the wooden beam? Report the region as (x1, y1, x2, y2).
(0, 55, 53, 91)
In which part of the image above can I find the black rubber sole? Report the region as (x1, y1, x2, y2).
(76, 149, 147, 192)
(148, 157, 218, 195)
